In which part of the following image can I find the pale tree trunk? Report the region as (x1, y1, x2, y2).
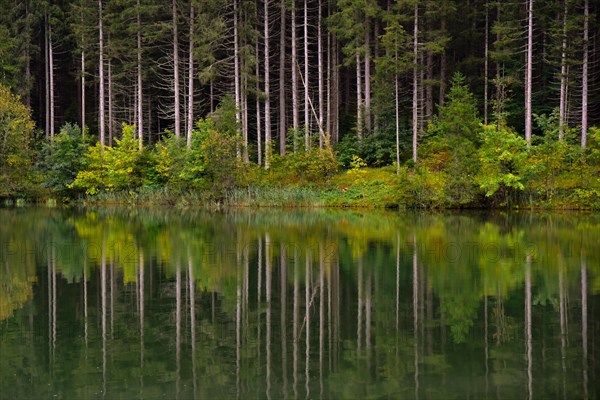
(303, 0, 310, 149)
(581, 0, 588, 148)
(233, 0, 241, 151)
(137, 0, 143, 150)
(332, 36, 339, 143)
(81, 25, 86, 136)
(558, 0, 568, 141)
(356, 53, 362, 140)
(525, 0, 533, 146)
(279, 0, 286, 155)
(173, 0, 180, 138)
(292, 0, 299, 151)
(395, 51, 400, 174)
(99, 0, 105, 146)
(187, 5, 194, 148)
(318, 0, 324, 147)
(264, 0, 272, 169)
(256, 39, 262, 166)
(412, 3, 419, 163)
(242, 74, 249, 162)
(49, 24, 54, 140)
(364, 18, 371, 135)
(108, 58, 113, 145)
(45, 13, 49, 140)
(484, 2, 489, 125)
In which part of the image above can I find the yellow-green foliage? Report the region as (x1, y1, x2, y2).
(267, 148, 338, 186)
(70, 124, 141, 195)
(0, 84, 35, 197)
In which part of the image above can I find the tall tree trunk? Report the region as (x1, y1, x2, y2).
(364, 18, 371, 135)
(279, 0, 287, 155)
(187, 5, 194, 148)
(265, 0, 272, 168)
(108, 57, 113, 145)
(412, 3, 419, 163)
(137, 1, 143, 150)
(438, 17, 446, 113)
(99, 0, 105, 146)
(303, 0, 310, 149)
(331, 34, 339, 143)
(81, 23, 86, 136)
(318, 0, 324, 147)
(233, 0, 241, 152)
(45, 13, 49, 140)
(173, 0, 180, 138)
(484, 2, 489, 125)
(256, 39, 262, 166)
(558, 0, 568, 141)
(395, 48, 400, 174)
(292, 0, 299, 151)
(525, 0, 533, 145)
(581, 0, 589, 148)
(49, 24, 54, 140)
(356, 53, 363, 140)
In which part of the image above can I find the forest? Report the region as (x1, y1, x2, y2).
(1, 0, 600, 208)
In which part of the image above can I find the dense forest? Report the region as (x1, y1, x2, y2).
(1, 0, 600, 208)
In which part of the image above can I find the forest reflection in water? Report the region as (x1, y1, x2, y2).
(0, 207, 598, 399)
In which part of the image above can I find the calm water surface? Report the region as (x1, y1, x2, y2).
(0, 208, 598, 399)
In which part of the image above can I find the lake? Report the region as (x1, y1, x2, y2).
(0, 207, 598, 399)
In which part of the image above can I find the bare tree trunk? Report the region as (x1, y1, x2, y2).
(395, 56, 400, 174)
(279, 0, 287, 155)
(49, 24, 54, 140)
(45, 13, 49, 140)
(265, 0, 272, 168)
(256, 39, 262, 166)
(318, 0, 324, 148)
(108, 57, 113, 145)
(303, 0, 310, 149)
(99, 0, 105, 146)
(525, 0, 533, 145)
(81, 31, 86, 136)
(332, 36, 339, 143)
(581, 0, 589, 148)
(412, 3, 419, 163)
(137, 0, 143, 150)
(173, 0, 180, 138)
(356, 53, 363, 140)
(242, 74, 249, 162)
(364, 18, 371, 135)
(187, 5, 194, 148)
(438, 17, 446, 113)
(558, 0, 568, 141)
(292, 0, 299, 151)
(484, 3, 489, 125)
(233, 0, 241, 153)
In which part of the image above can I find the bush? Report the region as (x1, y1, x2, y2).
(0, 84, 35, 197)
(40, 122, 90, 195)
(70, 124, 142, 194)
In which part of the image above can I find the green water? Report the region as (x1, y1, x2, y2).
(1, 208, 598, 399)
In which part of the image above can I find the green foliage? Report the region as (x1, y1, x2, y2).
(0, 84, 35, 197)
(70, 124, 142, 194)
(268, 148, 339, 186)
(435, 73, 481, 143)
(476, 124, 528, 203)
(40, 122, 90, 195)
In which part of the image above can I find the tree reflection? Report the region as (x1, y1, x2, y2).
(0, 208, 598, 399)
